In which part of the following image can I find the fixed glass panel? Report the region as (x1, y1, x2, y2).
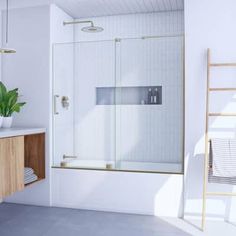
(53, 43, 74, 166)
(115, 37, 184, 173)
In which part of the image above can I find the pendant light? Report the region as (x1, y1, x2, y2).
(0, 0, 16, 53)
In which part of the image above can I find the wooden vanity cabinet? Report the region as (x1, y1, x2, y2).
(0, 133, 45, 198)
(0, 136, 24, 198)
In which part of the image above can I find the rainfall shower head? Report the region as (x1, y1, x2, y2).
(63, 20, 104, 33)
(81, 25, 104, 33)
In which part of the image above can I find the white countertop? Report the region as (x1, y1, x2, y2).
(0, 127, 46, 138)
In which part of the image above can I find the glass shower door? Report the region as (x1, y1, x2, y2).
(73, 40, 116, 168)
(115, 36, 184, 173)
(53, 37, 184, 173)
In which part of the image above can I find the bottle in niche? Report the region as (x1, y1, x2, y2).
(153, 88, 159, 104)
(148, 88, 153, 104)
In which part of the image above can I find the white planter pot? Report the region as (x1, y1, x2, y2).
(2, 117, 13, 128)
(0, 116, 3, 128)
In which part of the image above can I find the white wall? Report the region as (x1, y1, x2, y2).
(74, 11, 184, 41)
(2, 4, 74, 206)
(185, 0, 236, 221)
(2, 5, 51, 206)
(50, 4, 74, 43)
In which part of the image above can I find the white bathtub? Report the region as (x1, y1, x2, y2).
(118, 161, 182, 173)
(60, 159, 182, 173)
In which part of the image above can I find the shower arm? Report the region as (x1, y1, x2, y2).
(63, 20, 94, 27)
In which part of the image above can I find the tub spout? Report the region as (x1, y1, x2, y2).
(63, 154, 78, 159)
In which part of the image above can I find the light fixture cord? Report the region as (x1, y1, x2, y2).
(6, 0, 9, 44)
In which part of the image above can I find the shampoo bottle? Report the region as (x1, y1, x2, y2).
(148, 88, 153, 104)
(153, 88, 158, 104)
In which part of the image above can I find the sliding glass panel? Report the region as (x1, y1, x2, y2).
(116, 37, 184, 173)
(73, 41, 116, 169)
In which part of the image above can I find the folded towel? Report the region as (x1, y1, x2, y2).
(25, 173, 37, 181)
(208, 140, 236, 185)
(24, 173, 38, 185)
(211, 139, 236, 177)
(24, 167, 34, 176)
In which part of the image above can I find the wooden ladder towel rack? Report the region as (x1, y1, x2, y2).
(202, 48, 236, 230)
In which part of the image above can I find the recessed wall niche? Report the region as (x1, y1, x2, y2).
(96, 86, 162, 105)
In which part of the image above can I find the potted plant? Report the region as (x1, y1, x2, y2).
(0, 82, 26, 128)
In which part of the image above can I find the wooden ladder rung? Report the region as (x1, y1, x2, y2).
(206, 192, 236, 197)
(208, 112, 236, 116)
(210, 63, 236, 67)
(209, 88, 236, 91)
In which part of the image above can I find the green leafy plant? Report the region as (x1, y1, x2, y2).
(0, 82, 26, 117)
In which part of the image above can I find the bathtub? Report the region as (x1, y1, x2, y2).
(60, 158, 182, 173)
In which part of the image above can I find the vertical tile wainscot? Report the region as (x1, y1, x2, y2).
(0, 128, 45, 198)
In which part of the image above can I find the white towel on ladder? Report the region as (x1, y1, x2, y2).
(211, 138, 236, 177)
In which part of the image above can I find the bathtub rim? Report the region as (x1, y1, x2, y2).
(51, 165, 184, 175)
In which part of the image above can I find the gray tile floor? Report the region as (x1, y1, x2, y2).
(0, 203, 190, 236)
